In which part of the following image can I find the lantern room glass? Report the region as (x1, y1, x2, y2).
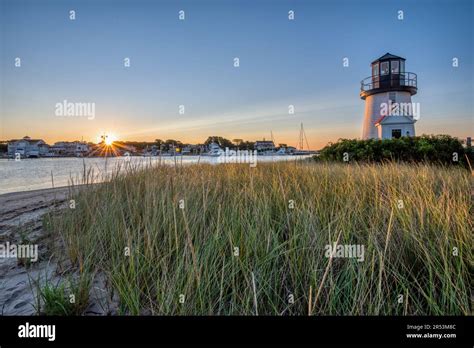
(372, 63, 379, 76)
(391, 60, 399, 74)
(380, 62, 389, 75)
(372, 62, 380, 88)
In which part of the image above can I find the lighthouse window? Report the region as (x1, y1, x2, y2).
(389, 92, 396, 102)
(391, 129, 402, 139)
(372, 63, 379, 76)
(391, 61, 399, 74)
(400, 60, 405, 73)
(381, 62, 389, 75)
(389, 92, 397, 113)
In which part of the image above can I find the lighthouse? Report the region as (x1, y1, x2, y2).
(360, 53, 418, 140)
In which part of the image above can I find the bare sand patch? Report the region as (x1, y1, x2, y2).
(0, 185, 117, 315)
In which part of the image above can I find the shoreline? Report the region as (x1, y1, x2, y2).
(0, 155, 312, 196)
(0, 184, 114, 315)
(0, 153, 316, 160)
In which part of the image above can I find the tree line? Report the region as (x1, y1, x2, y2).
(116, 136, 257, 152)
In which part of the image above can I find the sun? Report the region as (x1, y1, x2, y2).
(91, 132, 123, 157)
(100, 133, 117, 146)
(104, 136, 113, 146)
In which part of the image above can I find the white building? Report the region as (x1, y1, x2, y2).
(7, 136, 49, 158)
(360, 53, 418, 140)
(254, 140, 275, 152)
(51, 141, 89, 156)
(374, 115, 416, 139)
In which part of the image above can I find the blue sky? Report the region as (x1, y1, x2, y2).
(1, 0, 472, 148)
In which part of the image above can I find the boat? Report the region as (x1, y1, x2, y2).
(203, 142, 224, 157)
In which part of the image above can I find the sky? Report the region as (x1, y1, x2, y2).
(0, 0, 473, 149)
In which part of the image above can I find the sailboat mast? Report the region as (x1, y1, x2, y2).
(299, 123, 304, 150)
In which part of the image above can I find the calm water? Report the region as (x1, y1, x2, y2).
(0, 155, 309, 195)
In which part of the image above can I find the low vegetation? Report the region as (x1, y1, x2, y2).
(44, 161, 472, 315)
(318, 135, 473, 168)
(36, 275, 90, 316)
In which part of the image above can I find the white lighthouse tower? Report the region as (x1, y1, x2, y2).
(360, 53, 418, 139)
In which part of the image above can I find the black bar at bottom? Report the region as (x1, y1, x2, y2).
(0, 316, 472, 346)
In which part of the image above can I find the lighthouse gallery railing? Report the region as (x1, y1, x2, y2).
(360, 72, 417, 92)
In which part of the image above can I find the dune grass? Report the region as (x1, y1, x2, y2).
(44, 160, 472, 315)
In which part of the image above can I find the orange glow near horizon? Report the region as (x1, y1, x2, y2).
(87, 133, 132, 157)
(97, 133, 118, 146)
(2, 121, 472, 152)
(0, 130, 385, 151)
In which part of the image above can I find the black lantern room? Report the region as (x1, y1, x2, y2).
(360, 53, 417, 100)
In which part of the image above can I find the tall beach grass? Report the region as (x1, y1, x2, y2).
(44, 160, 472, 315)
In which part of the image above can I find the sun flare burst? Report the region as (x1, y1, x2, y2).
(90, 133, 123, 157)
(100, 133, 117, 146)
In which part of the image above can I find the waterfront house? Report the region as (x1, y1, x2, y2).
(51, 141, 90, 156)
(7, 136, 49, 158)
(254, 140, 276, 152)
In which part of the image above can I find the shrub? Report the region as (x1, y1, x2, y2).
(318, 135, 473, 168)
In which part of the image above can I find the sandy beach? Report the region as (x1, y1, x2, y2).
(0, 187, 70, 314)
(0, 185, 117, 315)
